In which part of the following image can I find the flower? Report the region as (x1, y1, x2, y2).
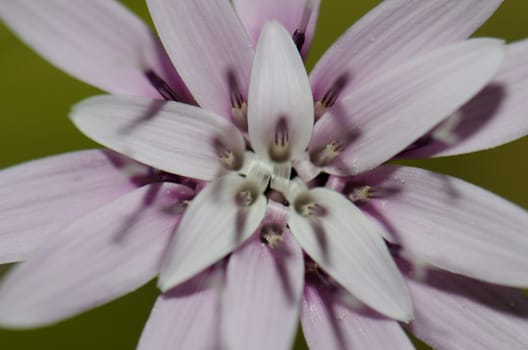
(1, 1, 528, 350)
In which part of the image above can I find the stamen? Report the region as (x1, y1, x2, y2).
(259, 224, 284, 248)
(310, 140, 343, 166)
(315, 74, 349, 118)
(212, 137, 243, 171)
(348, 185, 373, 203)
(227, 70, 248, 130)
(235, 183, 259, 207)
(294, 193, 327, 218)
(269, 117, 291, 162)
(292, 0, 314, 52)
(145, 69, 179, 101)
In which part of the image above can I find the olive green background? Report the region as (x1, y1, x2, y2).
(0, 0, 527, 349)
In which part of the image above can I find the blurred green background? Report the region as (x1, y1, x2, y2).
(0, 0, 527, 349)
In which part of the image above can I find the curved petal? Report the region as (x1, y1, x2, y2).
(302, 284, 414, 350)
(355, 165, 528, 287)
(248, 22, 313, 162)
(310, 39, 505, 175)
(70, 95, 246, 181)
(402, 39, 528, 158)
(0, 0, 185, 98)
(0, 183, 192, 328)
(406, 268, 528, 349)
(233, 0, 320, 57)
(159, 174, 267, 292)
(137, 268, 223, 350)
(147, 0, 254, 119)
(0, 150, 142, 264)
(310, 0, 502, 101)
(288, 187, 412, 321)
(222, 232, 304, 350)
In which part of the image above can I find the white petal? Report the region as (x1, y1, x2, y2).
(233, 0, 320, 57)
(147, 0, 254, 118)
(355, 165, 528, 287)
(0, 150, 140, 263)
(310, 39, 505, 175)
(310, 0, 502, 101)
(407, 268, 528, 349)
(248, 22, 314, 162)
(288, 187, 413, 321)
(222, 232, 304, 350)
(138, 268, 223, 350)
(0, 183, 191, 328)
(302, 284, 414, 350)
(159, 174, 267, 292)
(0, 0, 185, 98)
(70, 95, 246, 181)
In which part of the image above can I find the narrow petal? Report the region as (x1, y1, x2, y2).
(222, 232, 304, 350)
(310, 39, 505, 175)
(406, 267, 528, 349)
(70, 95, 246, 181)
(248, 22, 314, 162)
(0, 0, 185, 98)
(302, 284, 414, 350)
(233, 0, 320, 57)
(0, 150, 142, 264)
(355, 165, 528, 287)
(0, 183, 192, 328)
(159, 174, 267, 292)
(402, 39, 528, 158)
(310, 0, 502, 101)
(288, 187, 412, 321)
(147, 0, 254, 119)
(137, 268, 223, 350)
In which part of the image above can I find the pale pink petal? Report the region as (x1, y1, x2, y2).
(147, 0, 254, 119)
(0, 0, 186, 98)
(138, 267, 223, 350)
(0, 183, 192, 328)
(248, 22, 313, 162)
(406, 267, 528, 349)
(402, 39, 528, 158)
(0, 149, 143, 264)
(355, 165, 528, 287)
(310, 39, 505, 175)
(233, 0, 320, 57)
(310, 0, 502, 101)
(222, 232, 304, 350)
(288, 187, 412, 321)
(159, 174, 267, 292)
(302, 284, 414, 350)
(70, 95, 246, 181)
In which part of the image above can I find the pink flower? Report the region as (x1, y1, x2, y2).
(1, 1, 528, 349)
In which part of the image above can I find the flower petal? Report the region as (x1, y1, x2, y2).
(310, 0, 502, 101)
(0, 183, 192, 328)
(248, 22, 314, 162)
(288, 187, 412, 321)
(0, 0, 185, 98)
(310, 39, 505, 175)
(302, 284, 414, 350)
(406, 267, 528, 349)
(158, 174, 267, 292)
(233, 0, 320, 57)
(137, 268, 223, 350)
(355, 165, 528, 287)
(147, 0, 254, 119)
(0, 150, 142, 264)
(222, 232, 304, 350)
(402, 39, 528, 158)
(70, 95, 246, 181)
